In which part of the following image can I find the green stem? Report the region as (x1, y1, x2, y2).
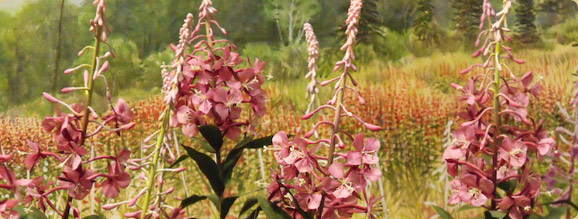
(61, 26, 101, 219)
(140, 108, 170, 219)
(491, 41, 501, 210)
(326, 74, 347, 166)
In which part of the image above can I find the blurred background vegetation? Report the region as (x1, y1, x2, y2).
(0, 0, 576, 113)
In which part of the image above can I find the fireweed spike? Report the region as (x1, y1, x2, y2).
(267, 0, 385, 218)
(442, 0, 554, 218)
(22, 0, 137, 219)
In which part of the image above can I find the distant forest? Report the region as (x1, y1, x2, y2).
(0, 0, 576, 110)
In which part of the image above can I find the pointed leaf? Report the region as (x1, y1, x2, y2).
(199, 125, 224, 152)
(257, 197, 292, 219)
(247, 207, 262, 219)
(241, 135, 274, 149)
(432, 205, 452, 219)
(220, 196, 238, 219)
(484, 210, 507, 219)
(180, 195, 207, 208)
(239, 198, 259, 217)
(182, 145, 224, 196)
(170, 155, 189, 168)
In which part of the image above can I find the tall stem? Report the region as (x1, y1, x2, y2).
(140, 108, 170, 219)
(61, 26, 101, 219)
(491, 41, 502, 210)
(327, 73, 347, 166)
(53, 0, 65, 96)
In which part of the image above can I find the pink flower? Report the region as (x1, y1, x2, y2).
(346, 134, 379, 166)
(24, 140, 62, 171)
(443, 126, 475, 160)
(536, 137, 554, 155)
(176, 106, 205, 137)
(498, 195, 532, 219)
(58, 166, 95, 200)
(498, 137, 527, 167)
(448, 177, 489, 207)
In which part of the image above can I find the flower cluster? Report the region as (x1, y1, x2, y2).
(167, 0, 267, 140)
(22, 0, 136, 217)
(267, 0, 384, 218)
(106, 1, 269, 218)
(443, 0, 554, 218)
(0, 154, 30, 218)
(303, 22, 320, 114)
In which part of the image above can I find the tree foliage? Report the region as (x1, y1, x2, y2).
(451, 0, 483, 48)
(515, 0, 539, 44)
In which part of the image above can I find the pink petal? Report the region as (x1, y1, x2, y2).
(307, 193, 322, 210)
(328, 162, 345, 179)
(470, 193, 487, 206)
(346, 151, 362, 166)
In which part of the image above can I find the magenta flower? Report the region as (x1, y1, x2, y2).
(176, 105, 205, 137)
(24, 140, 62, 171)
(498, 195, 532, 219)
(346, 134, 379, 166)
(498, 137, 527, 167)
(442, 126, 475, 160)
(58, 167, 95, 200)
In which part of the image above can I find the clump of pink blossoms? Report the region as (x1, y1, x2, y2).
(267, 0, 384, 218)
(22, 0, 136, 218)
(443, 0, 554, 218)
(167, 0, 266, 140)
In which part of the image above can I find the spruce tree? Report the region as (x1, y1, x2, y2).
(452, 0, 483, 48)
(414, 0, 434, 43)
(515, 0, 539, 44)
(339, 0, 382, 43)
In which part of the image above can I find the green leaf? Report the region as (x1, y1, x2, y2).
(222, 135, 275, 184)
(220, 196, 238, 219)
(170, 155, 189, 168)
(432, 205, 452, 219)
(83, 215, 105, 219)
(240, 135, 275, 149)
(457, 205, 477, 211)
(15, 207, 48, 219)
(199, 125, 224, 152)
(484, 210, 507, 219)
(246, 207, 262, 219)
(180, 195, 207, 208)
(208, 195, 219, 209)
(222, 147, 244, 184)
(182, 145, 224, 196)
(497, 180, 517, 194)
(257, 197, 292, 219)
(239, 197, 259, 217)
(543, 206, 567, 219)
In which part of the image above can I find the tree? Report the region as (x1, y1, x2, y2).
(515, 0, 539, 44)
(413, 0, 434, 43)
(451, 0, 483, 48)
(537, 0, 577, 26)
(264, 0, 321, 45)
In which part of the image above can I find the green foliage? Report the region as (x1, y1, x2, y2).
(515, 0, 539, 44)
(377, 0, 418, 32)
(432, 205, 453, 219)
(451, 0, 483, 49)
(546, 17, 578, 45)
(179, 125, 274, 218)
(263, 0, 321, 45)
(413, 0, 434, 42)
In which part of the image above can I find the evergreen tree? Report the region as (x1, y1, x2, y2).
(515, 0, 539, 44)
(339, 0, 382, 43)
(414, 0, 434, 43)
(538, 0, 577, 26)
(451, 0, 483, 48)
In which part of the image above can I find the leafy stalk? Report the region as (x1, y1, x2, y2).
(139, 108, 170, 219)
(62, 25, 101, 219)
